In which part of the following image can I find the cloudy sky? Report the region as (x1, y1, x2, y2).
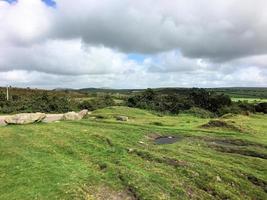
(0, 0, 267, 89)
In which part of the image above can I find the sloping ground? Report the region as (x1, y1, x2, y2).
(0, 106, 266, 200)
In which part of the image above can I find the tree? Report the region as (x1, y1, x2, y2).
(0, 91, 6, 101)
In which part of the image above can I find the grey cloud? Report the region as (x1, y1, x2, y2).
(51, 0, 267, 62)
(0, 0, 267, 88)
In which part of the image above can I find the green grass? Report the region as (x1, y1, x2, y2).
(231, 97, 267, 103)
(0, 106, 266, 200)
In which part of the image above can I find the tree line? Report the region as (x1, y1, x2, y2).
(0, 88, 266, 115)
(127, 88, 267, 116)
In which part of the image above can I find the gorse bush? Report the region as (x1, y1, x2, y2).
(190, 89, 232, 113)
(127, 88, 232, 115)
(0, 89, 116, 114)
(127, 88, 191, 114)
(79, 95, 115, 111)
(255, 102, 267, 113)
(30, 92, 72, 113)
(0, 92, 74, 114)
(126, 88, 266, 116)
(0, 88, 265, 115)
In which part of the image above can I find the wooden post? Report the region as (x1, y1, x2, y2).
(6, 86, 9, 101)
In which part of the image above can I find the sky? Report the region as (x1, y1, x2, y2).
(0, 0, 267, 89)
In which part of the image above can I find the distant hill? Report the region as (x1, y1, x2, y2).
(78, 87, 267, 99)
(1, 86, 267, 99)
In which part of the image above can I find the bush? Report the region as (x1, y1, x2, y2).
(0, 92, 75, 114)
(218, 104, 243, 116)
(255, 103, 267, 114)
(78, 95, 115, 111)
(127, 88, 231, 115)
(237, 101, 256, 113)
(190, 88, 232, 113)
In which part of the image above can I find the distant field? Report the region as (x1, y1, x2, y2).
(0, 106, 266, 199)
(231, 97, 267, 103)
(209, 87, 267, 99)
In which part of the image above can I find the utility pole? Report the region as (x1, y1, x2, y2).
(6, 85, 9, 101)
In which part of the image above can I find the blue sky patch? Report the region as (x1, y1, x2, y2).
(128, 53, 147, 63)
(3, 0, 56, 7)
(42, 0, 56, 7)
(3, 0, 17, 3)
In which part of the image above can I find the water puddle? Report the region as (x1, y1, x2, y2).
(155, 136, 182, 145)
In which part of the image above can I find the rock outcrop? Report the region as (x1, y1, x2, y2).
(4, 113, 46, 125)
(116, 115, 129, 121)
(0, 116, 7, 126)
(62, 110, 88, 121)
(0, 110, 89, 125)
(62, 112, 81, 120)
(43, 114, 64, 123)
(78, 109, 89, 118)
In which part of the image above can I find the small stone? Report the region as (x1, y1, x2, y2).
(216, 176, 222, 182)
(128, 148, 134, 152)
(116, 115, 128, 121)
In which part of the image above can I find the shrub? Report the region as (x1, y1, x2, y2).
(78, 95, 115, 111)
(218, 104, 243, 116)
(255, 103, 267, 114)
(127, 88, 232, 115)
(237, 101, 256, 113)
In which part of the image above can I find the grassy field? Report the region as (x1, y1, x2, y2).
(231, 97, 267, 103)
(0, 106, 266, 199)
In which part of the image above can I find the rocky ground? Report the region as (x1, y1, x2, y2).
(0, 110, 89, 126)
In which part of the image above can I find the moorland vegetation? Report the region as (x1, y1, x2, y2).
(0, 87, 266, 116)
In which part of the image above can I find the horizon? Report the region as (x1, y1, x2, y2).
(1, 0, 267, 88)
(1, 85, 267, 91)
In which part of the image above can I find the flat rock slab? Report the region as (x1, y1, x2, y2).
(0, 116, 7, 126)
(5, 113, 46, 125)
(43, 114, 64, 123)
(0, 109, 89, 126)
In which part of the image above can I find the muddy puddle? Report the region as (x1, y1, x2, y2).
(155, 136, 183, 144)
(208, 139, 267, 159)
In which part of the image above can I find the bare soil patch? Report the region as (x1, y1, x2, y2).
(247, 175, 267, 193)
(201, 120, 243, 132)
(208, 139, 267, 159)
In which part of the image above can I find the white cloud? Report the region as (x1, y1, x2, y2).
(0, 0, 266, 88)
(0, 0, 54, 46)
(0, 39, 139, 75)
